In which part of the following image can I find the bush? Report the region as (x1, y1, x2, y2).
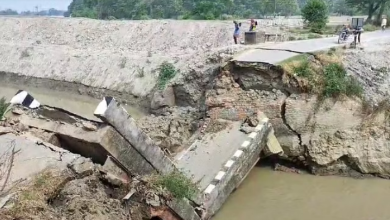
(154, 172, 197, 199)
(301, 0, 328, 33)
(158, 62, 177, 89)
(323, 63, 363, 98)
(307, 33, 322, 39)
(293, 60, 312, 77)
(0, 97, 11, 120)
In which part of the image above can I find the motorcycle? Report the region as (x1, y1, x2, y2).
(337, 29, 349, 44)
(337, 27, 363, 44)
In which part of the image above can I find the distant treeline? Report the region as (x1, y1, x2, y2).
(0, 8, 65, 16)
(65, 0, 360, 20)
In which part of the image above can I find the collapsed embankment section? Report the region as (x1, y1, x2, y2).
(220, 42, 390, 178)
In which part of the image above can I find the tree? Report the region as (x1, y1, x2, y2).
(333, 0, 356, 15)
(277, 0, 300, 16)
(301, 0, 328, 33)
(0, 9, 18, 15)
(346, 0, 389, 23)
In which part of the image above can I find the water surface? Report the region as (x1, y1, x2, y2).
(214, 167, 390, 220)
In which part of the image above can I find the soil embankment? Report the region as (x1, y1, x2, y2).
(217, 41, 390, 177)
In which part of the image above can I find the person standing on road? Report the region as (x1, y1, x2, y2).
(381, 15, 387, 31)
(249, 19, 257, 31)
(233, 21, 241, 44)
(354, 25, 363, 44)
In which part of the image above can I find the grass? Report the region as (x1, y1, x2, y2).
(277, 54, 310, 65)
(307, 33, 322, 39)
(150, 172, 198, 199)
(0, 97, 11, 120)
(4, 170, 71, 219)
(293, 60, 312, 77)
(158, 61, 177, 89)
(281, 50, 363, 99)
(322, 63, 363, 98)
(363, 23, 378, 32)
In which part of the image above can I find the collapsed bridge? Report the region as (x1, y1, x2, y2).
(5, 90, 283, 220)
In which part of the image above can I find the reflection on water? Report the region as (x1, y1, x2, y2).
(0, 84, 145, 120)
(213, 167, 390, 220)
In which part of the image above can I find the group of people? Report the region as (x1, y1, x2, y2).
(233, 19, 257, 44)
(234, 16, 388, 45)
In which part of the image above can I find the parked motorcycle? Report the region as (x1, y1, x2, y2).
(337, 29, 349, 44)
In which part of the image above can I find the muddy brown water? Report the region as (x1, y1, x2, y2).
(213, 166, 390, 220)
(0, 84, 145, 121)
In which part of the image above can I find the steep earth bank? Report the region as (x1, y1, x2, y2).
(209, 41, 390, 177)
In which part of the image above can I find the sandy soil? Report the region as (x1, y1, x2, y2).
(0, 16, 355, 101)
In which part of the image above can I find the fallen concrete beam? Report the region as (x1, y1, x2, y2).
(94, 97, 175, 174)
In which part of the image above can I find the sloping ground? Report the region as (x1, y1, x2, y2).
(210, 38, 390, 178)
(0, 17, 247, 101)
(343, 41, 390, 106)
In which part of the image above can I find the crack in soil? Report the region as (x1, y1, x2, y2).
(281, 95, 303, 146)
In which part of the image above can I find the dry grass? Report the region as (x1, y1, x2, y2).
(1, 169, 73, 219)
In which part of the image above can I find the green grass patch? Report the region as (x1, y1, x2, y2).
(153, 172, 198, 199)
(363, 24, 378, 32)
(293, 60, 312, 77)
(0, 97, 11, 120)
(158, 61, 177, 89)
(322, 63, 363, 98)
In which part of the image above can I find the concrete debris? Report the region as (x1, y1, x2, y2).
(0, 126, 13, 135)
(122, 188, 136, 201)
(81, 121, 97, 131)
(11, 108, 24, 115)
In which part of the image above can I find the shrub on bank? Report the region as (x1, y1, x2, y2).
(284, 52, 363, 99)
(323, 63, 363, 98)
(158, 62, 177, 89)
(0, 97, 11, 120)
(151, 172, 198, 199)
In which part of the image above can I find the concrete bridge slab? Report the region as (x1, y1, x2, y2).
(175, 121, 247, 191)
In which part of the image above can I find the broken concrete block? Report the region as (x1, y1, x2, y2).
(10, 90, 40, 109)
(94, 97, 175, 175)
(102, 156, 130, 182)
(0, 126, 13, 135)
(82, 121, 97, 131)
(70, 157, 95, 177)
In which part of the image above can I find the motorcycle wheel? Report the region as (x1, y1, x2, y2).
(338, 34, 344, 44)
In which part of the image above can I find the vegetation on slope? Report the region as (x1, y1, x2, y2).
(281, 49, 363, 99)
(0, 97, 11, 121)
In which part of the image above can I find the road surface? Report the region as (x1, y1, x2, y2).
(234, 30, 390, 64)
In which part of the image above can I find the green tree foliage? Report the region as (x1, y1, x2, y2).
(301, 0, 329, 33)
(346, 0, 389, 23)
(0, 9, 18, 15)
(66, 0, 302, 19)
